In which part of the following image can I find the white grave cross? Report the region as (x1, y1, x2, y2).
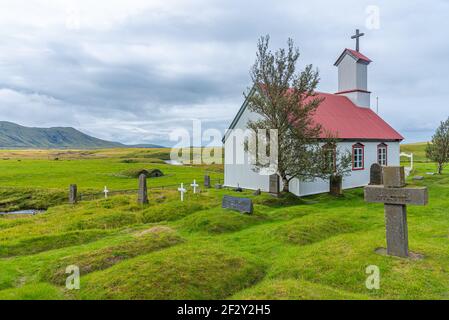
(103, 186, 109, 199)
(191, 180, 199, 194)
(178, 183, 187, 202)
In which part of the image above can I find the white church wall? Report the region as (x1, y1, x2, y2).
(284, 141, 401, 197)
(224, 106, 270, 191)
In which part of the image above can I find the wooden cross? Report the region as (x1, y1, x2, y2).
(365, 166, 428, 258)
(178, 183, 187, 202)
(191, 180, 199, 194)
(103, 186, 109, 199)
(351, 29, 365, 52)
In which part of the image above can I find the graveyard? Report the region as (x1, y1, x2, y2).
(0, 144, 449, 300)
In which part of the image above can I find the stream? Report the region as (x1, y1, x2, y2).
(0, 210, 45, 215)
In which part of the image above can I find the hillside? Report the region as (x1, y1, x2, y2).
(0, 122, 162, 149)
(400, 142, 428, 162)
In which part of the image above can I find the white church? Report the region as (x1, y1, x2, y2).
(223, 34, 404, 196)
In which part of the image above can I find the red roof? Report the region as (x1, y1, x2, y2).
(334, 48, 372, 66)
(311, 92, 403, 140)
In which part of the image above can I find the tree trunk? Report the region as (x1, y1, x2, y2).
(282, 176, 289, 193)
(329, 175, 343, 196)
(438, 163, 443, 174)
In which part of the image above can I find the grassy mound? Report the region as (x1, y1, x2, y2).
(67, 211, 142, 230)
(41, 226, 184, 285)
(266, 206, 316, 221)
(270, 227, 449, 299)
(142, 201, 210, 223)
(231, 279, 369, 300)
(0, 230, 110, 257)
(117, 168, 164, 178)
(79, 244, 266, 300)
(178, 208, 268, 234)
(273, 215, 358, 245)
(0, 217, 33, 231)
(0, 283, 66, 300)
(0, 188, 66, 212)
(253, 192, 305, 208)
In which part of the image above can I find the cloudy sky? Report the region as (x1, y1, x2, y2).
(0, 0, 447, 146)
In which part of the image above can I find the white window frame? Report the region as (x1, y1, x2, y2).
(377, 144, 388, 166)
(352, 143, 364, 170)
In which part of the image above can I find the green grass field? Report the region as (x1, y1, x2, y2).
(0, 145, 448, 300)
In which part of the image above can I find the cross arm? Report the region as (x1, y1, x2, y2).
(364, 185, 428, 206)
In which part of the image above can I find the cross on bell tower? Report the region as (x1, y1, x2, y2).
(351, 29, 365, 52)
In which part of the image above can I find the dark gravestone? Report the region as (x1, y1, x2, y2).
(329, 175, 343, 196)
(370, 163, 383, 185)
(204, 175, 211, 188)
(365, 166, 428, 258)
(138, 173, 149, 205)
(222, 195, 253, 214)
(215, 184, 223, 189)
(69, 184, 77, 204)
(253, 189, 261, 196)
(269, 174, 280, 194)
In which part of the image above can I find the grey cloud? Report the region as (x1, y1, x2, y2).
(0, 0, 447, 145)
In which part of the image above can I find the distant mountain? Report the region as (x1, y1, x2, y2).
(0, 121, 163, 149)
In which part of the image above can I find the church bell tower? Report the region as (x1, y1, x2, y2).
(334, 29, 372, 108)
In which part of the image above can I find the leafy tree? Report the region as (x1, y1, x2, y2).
(245, 35, 325, 193)
(426, 118, 449, 174)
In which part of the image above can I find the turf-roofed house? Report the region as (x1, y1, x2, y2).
(223, 46, 404, 196)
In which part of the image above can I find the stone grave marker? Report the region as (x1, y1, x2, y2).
(215, 184, 223, 189)
(365, 166, 428, 258)
(69, 184, 77, 204)
(269, 174, 280, 194)
(204, 175, 211, 188)
(253, 189, 261, 196)
(103, 186, 109, 199)
(222, 195, 253, 214)
(138, 173, 149, 205)
(369, 163, 383, 185)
